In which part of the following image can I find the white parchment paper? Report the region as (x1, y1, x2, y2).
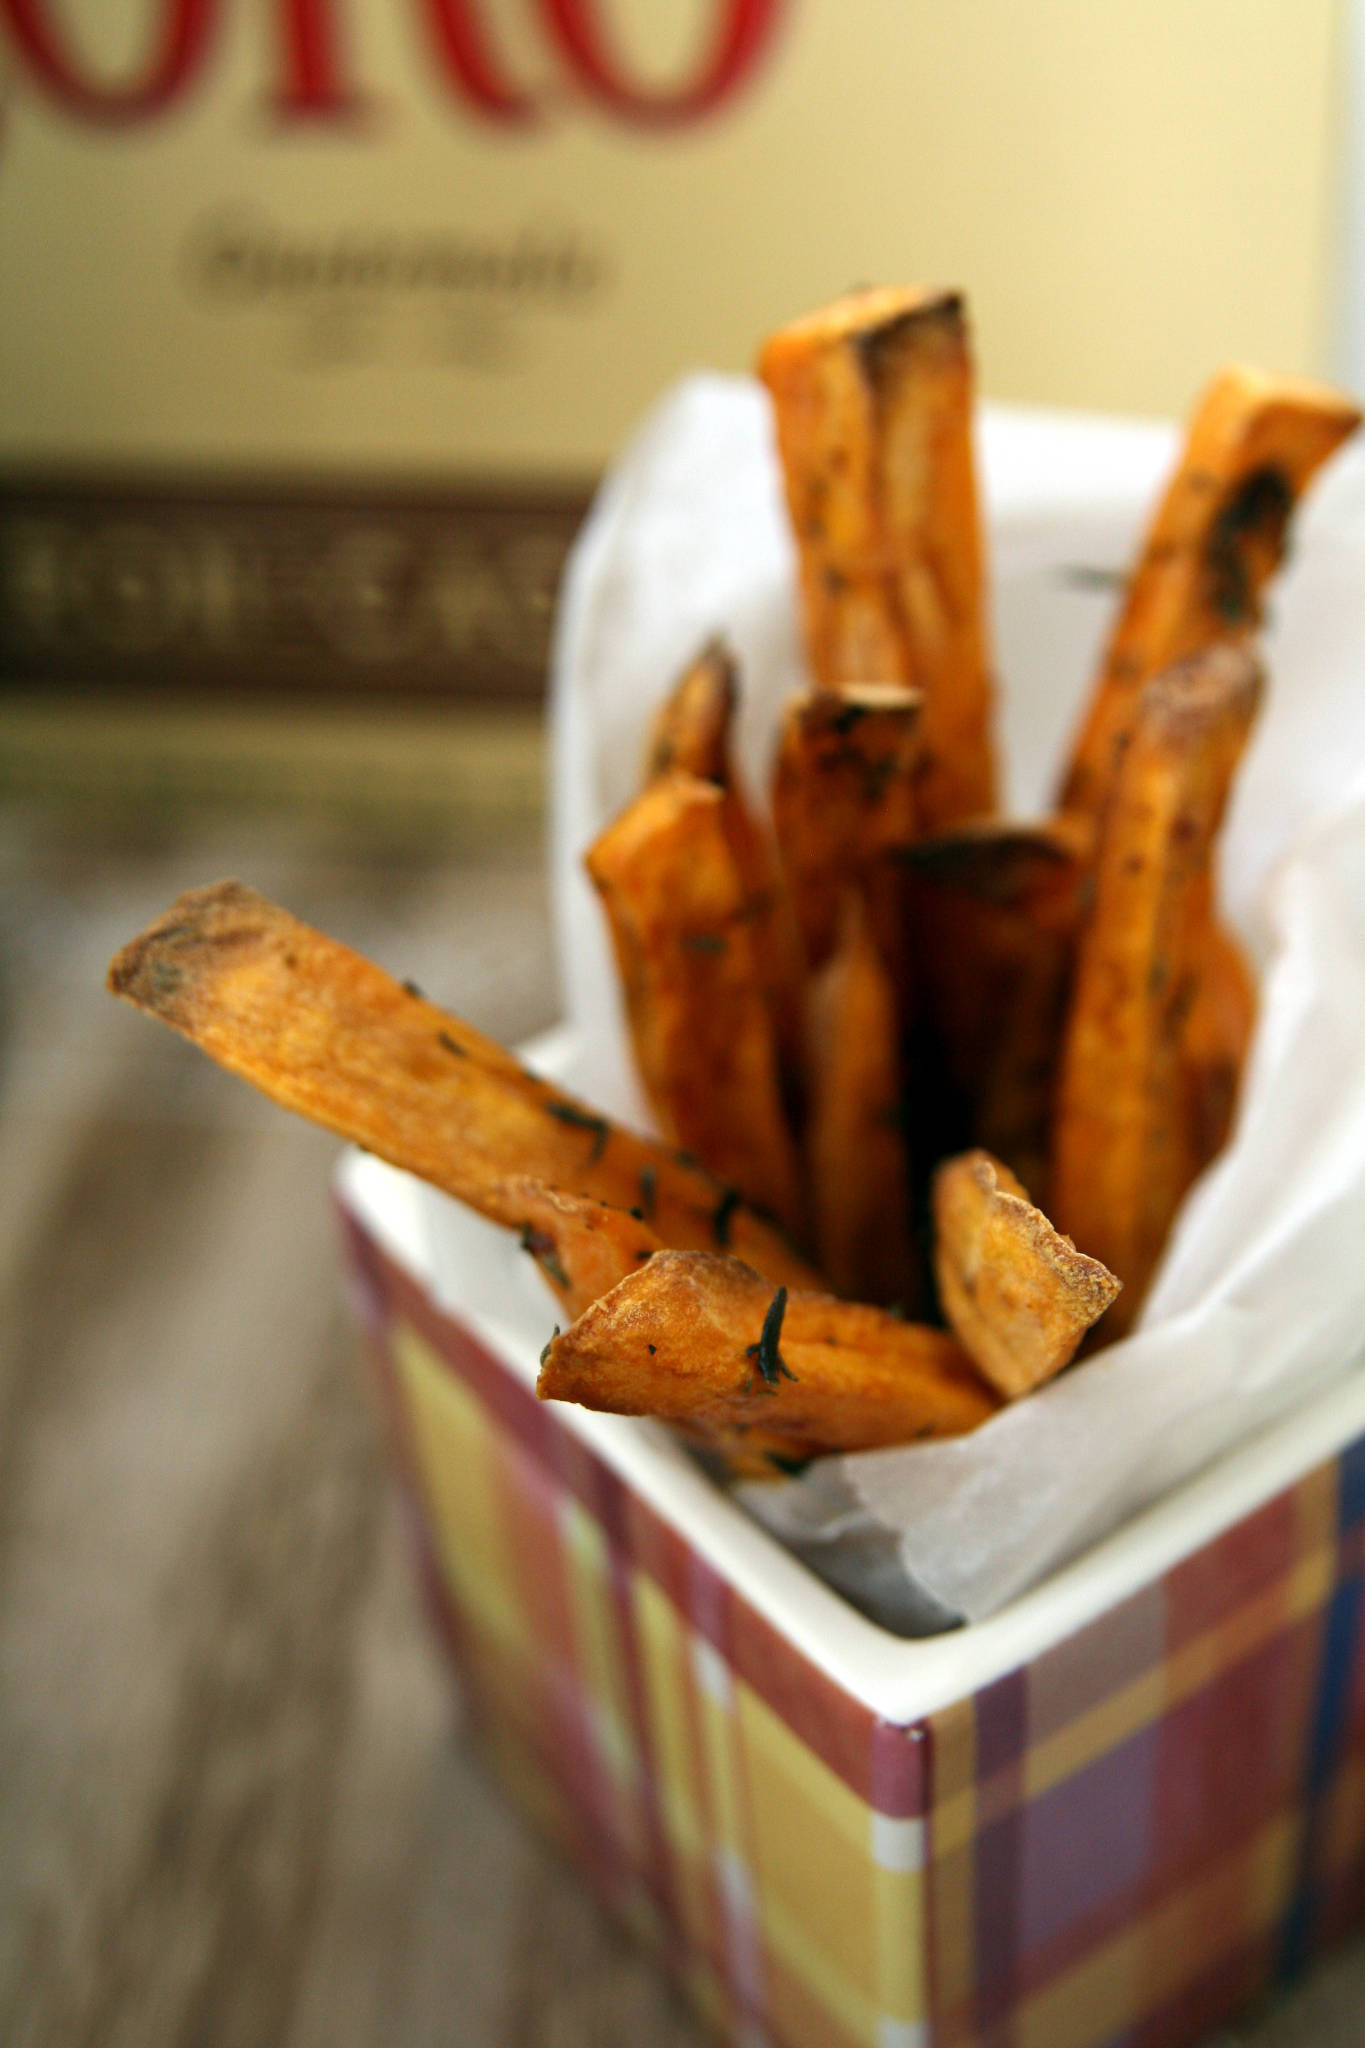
(531, 375, 1365, 1630)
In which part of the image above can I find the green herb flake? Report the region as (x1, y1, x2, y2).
(744, 1286, 796, 1392)
(538, 1325, 561, 1368)
(546, 1099, 610, 1162)
(437, 1029, 468, 1058)
(519, 1225, 569, 1291)
(682, 932, 727, 957)
(712, 1185, 742, 1248)
(831, 700, 869, 734)
(402, 978, 425, 998)
(638, 1166, 657, 1221)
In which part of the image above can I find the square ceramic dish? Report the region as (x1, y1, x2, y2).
(338, 1141, 1365, 2048)
(335, 396, 1365, 2047)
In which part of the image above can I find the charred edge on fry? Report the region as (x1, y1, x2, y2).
(1203, 464, 1293, 626)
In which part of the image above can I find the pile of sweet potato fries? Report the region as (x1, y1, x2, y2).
(108, 286, 1360, 1478)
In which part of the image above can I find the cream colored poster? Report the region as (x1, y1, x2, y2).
(0, 1, 1346, 481)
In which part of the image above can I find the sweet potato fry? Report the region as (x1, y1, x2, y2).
(106, 881, 820, 1290)
(538, 1250, 1000, 1460)
(646, 640, 805, 1086)
(1180, 909, 1256, 1172)
(1051, 647, 1264, 1332)
(771, 682, 922, 972)
(645, 636, 736, 784)
(804, 890, 920, 1309)
(496, 1177, 663, 1318)
(759, 285, 997, 829)
(585, 775, 806, 1238)
(1059, 364, 1359, 825)
(932, 1151, 1121, 1398)
(899, 814, 1092, 1199)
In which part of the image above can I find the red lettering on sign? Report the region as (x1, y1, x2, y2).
(540, 0, 785, 126)
(0, 0, 785, 131)
(419, 0, 540, 126)
(0, 0, 218, 122)
(272, 0, 368, 117)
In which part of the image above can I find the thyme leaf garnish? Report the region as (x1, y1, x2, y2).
(546, 1099, 609, 1162)
(519, 1225, 569, 1291)
(437, 1029, 468, 1058)
(539, 1325, 561, 1368)
(743, 1286, 795, 1392)
(638, 1165, 657, 1221)
(712, 1185, 742, 1248)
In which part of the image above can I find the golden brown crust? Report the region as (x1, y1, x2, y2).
(645, 640, 806, 1087)
(759, 286, 997, 831)
(1059, 365, 1359, 826)
(900, 815, 1093, 1202)
(770, 683, 923, 974)
(932, 1151, 1121, 1398)
(804, 890, 920, 1309)
(586, 775, 806, 1238)
(493, 1177, 664, 1319)
(537, 1248, 999, 1459)
(1050, 647, 1264, 1332)
(107, 880, 820, 1290)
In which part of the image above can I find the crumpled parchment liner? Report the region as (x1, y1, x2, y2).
(535, 374, 1365, 1633)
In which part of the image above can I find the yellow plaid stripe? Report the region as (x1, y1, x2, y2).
(392, 1323, 530, 1662)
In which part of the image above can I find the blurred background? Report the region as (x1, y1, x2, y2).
(3, 3, 1364, 2042)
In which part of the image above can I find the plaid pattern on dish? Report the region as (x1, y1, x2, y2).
(340, 1200, 1365, 2048)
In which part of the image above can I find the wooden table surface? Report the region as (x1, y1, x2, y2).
(2, 800, 1363, 2048)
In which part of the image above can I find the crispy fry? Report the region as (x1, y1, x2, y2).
(646, 640, 805, 1086)
(932, 1150, 1121, 1398)
(107, 881, 820, 1290)
(645, 636, 736, 783)
(497, 1177, 663, 1318)
(771, 682, 922, 972)
(1051, 647, 1263, 1332)
(759, 285, 997, 829)
(1180, 910, 1256, 1172)
(804, 890, 920, 1309)
(900, 815, 1092, 1199)
(1059, 364, 1359, 825)
(585, 775, 806, 1238)
(538, 1250, 1000, 1459)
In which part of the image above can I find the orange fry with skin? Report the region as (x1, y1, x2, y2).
(107, 881, 820, 1291)
(804, 890, 919, 1309)
(900, 814, 1092, 1201)
(586, 775, 806, 1239)
(1051, 647, 1263, 1333)
(538, 1250, 1000, 1460)
(1059, 364, 1359, 827)
(932, 1151, 1121, 1398)
(496, 1177, 664, 1319)
(771, 682, 922, 974)
(760, 285, 997, 829)
(646, 640, 805, 1086)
